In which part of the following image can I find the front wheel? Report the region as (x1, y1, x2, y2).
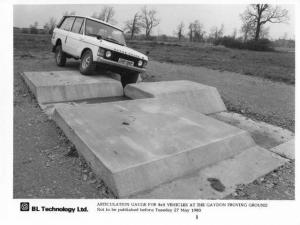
(80, 50, 96, 75)
(121, 72, 140, 87)
(55, 45, 66, 66)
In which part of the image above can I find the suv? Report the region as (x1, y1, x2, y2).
(51, 15, 148, 86)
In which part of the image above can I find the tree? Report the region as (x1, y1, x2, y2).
(193, 21, 205, 42)
(124, 13, 142, 40)
(92, 6, 115, 24)
(188, 20, 205, 42)
(43, 17, 56, 34)
(240, 21, 255, 42)
(240, 4, 289, 41)
(176, 22, 185, 41)
(232, 28, 237, 39)
(140, 6, 160, 39)
(209, 24, 224, 40)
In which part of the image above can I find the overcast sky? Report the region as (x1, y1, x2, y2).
(13, 4, 295, 39)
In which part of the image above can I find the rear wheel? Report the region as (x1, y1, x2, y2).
(55, 45, 66, 66)
(121, 72, 140, 87)
(80, 50, 96, 75)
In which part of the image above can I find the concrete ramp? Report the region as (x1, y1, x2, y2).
(53, 98, 255, 197)
(21, 71, 123, 104)
(124, 80, 226, 114)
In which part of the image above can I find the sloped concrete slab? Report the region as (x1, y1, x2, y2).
(134, 146, 288, 199)
(53, 98, 255, 197)
(124, 80, 226, 114)
(21, 71, 123, 104)
(270, 139, 294, 160)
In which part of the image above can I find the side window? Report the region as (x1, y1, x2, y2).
(60, 17, 75, 31)
(71, 17, 84, 34)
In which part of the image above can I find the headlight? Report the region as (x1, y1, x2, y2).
(105, 50, 112, 58)
(138, 60, 143, 67)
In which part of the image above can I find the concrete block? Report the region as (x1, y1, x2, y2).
(270, 139, 294, 160)
(135, 146, 288, 199)
(53, 98, 255, 197)
(124, 80, 226, 114)
(21, 71, 123, 104)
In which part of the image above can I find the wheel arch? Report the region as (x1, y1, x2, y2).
(52, 39, 62, 52)
(55, 39, 62, 46)
(80, 48, 93, 59)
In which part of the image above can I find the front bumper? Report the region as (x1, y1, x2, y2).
(96, 57, 147, 73)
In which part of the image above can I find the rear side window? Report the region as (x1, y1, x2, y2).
(60, 17, 75, 31)
(71, 17, 84, 34)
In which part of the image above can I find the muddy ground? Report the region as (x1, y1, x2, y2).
(13, 34, 294, 199)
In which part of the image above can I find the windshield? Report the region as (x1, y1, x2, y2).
(85, 19, 126, 46)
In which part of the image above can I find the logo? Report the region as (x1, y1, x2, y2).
(20, 202, 30, 211)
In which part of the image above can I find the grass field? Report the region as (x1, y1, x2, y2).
(127, 40, 295, 84)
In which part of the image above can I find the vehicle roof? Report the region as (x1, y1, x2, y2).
(64, 15, 123, 32)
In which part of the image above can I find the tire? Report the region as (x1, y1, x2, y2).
(121, 72, 140, 87)
(55, 45, 66, 66)
(80, 50, 96, 75)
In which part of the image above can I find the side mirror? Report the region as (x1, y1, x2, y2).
(146, 51, 150, 56)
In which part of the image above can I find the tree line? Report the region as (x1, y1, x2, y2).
(22, 4, 290, 45)
(175, 4, 289, 43)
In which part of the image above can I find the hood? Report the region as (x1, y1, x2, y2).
(100, 39, 148, 61)
(85, 36, 148, 61)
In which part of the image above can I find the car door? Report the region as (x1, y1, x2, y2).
(60, 16, 75, 54)
(67, 17, 85, 57)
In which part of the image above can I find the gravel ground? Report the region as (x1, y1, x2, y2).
(13, 51, 294, 199)
(225, 160, 294, 200)
(14, 68, 115, 198)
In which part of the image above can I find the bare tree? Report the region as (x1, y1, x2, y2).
(92, 6, 115, 24)
(193, 21, 205, 42)
(188, 23, 194, 42)
(240, 21, 255, 42)
(240, 4, 289, 40)
(188, 20, 205, 42)
(209, 24, 224, 40)
(232, 28, 237, 39)
(140, 6, 160, 39)
(124, 13, 142, 40)
(176, 22, 185, 41)
(43, 17, 56, 34)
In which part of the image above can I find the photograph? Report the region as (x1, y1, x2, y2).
(12, 3, 295, 201)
